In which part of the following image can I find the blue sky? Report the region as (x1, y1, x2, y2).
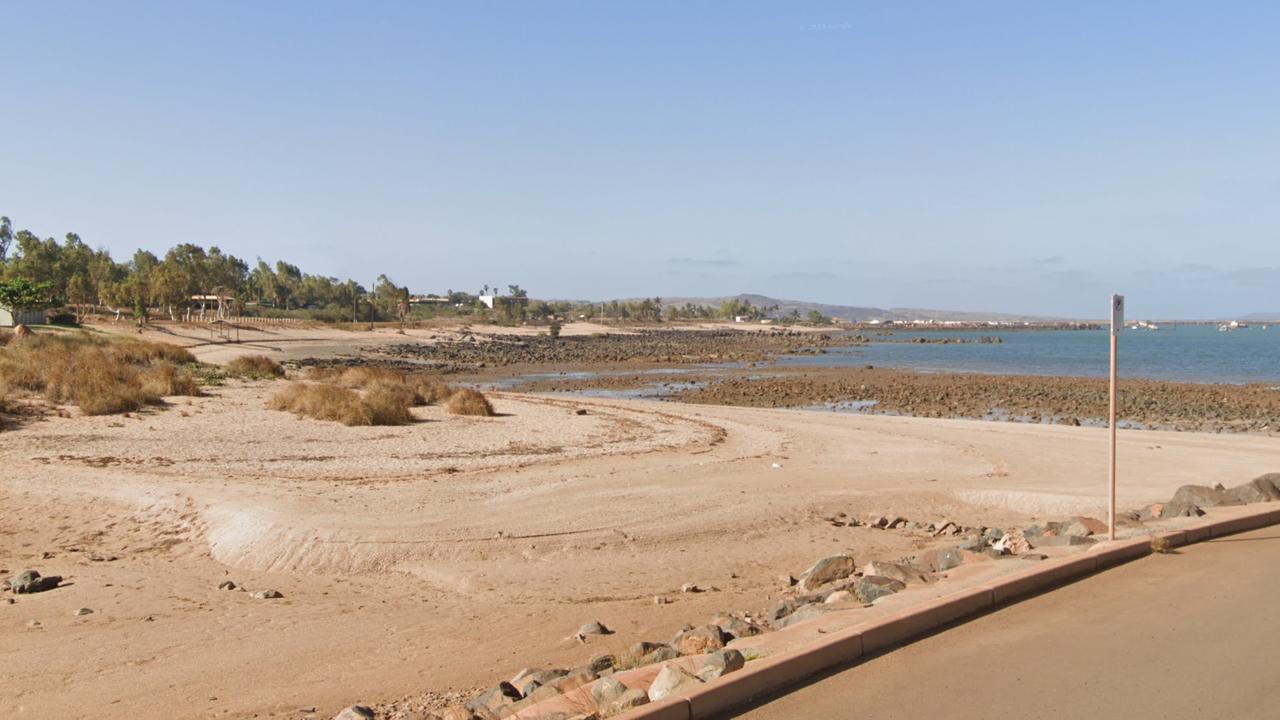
(2, 2, 1277, 318)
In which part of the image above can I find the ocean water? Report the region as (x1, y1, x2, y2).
(777, 324, 1280, 384)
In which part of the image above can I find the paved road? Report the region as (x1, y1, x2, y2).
(732, 526, 1280, 720)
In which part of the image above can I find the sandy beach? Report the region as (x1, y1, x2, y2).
(3, 364, 1277, 718)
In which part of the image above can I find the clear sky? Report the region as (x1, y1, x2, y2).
(2, 2, 1277, 319)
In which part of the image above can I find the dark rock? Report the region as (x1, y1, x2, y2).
(249, 589, 283, 599)
(217, 580, 237, 591)
(1028, 534, 1096, 548)
(334, 706, 376, 720)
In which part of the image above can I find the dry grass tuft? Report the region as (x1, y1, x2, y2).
(1150, 535, 1174, 554)
(268, 381, 417, 426)
(444, 387, 495, 416)
(307, 365, 453, 406)
(226, 355, 286, 378)
(0, 331, 201, 416)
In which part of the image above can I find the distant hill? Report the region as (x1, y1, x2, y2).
(649, 294, 1072, 323)
(1242, 312, 1280, 322)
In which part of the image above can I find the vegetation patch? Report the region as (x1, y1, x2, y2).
(0, 331, 200, 415)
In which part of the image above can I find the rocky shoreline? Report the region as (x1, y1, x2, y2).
(499, 365, 1279, 434)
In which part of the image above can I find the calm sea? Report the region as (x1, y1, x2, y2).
(778, 324, 1280, 384)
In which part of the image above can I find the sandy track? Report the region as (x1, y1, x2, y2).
(1, 386, 1276, 719)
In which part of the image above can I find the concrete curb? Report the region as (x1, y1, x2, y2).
(613, 504, 1280, 720)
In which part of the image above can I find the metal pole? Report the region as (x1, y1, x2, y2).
(1109, 332, 1118, 540)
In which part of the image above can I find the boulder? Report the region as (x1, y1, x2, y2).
(10, 570, 61, 594)
(647, 664, 703, 702)
(578, 620, 611, 637)
(696, 649, 746, 681)
(772, 603, 829, 629)
(613, 688, 649, 711)
(797, 554, 856, 592)
(511, 668, 568, 696)
(1168, 484, 1238, 509)
(914, 546, 964, 572)
(992, 531, 1032, 555)
(862, 560, 933, 584)
(1160, 501, 1206, 519)
(1225, 475, 1280, 504)
(674, 625, 727, 655)
(824, 590, 853, 604)
(1062, 521, 1094, 538)
(1028, 534, 1095, 548)
(335, 707, 376, 720)
(440, 708, 479, 720)
(584, 654, 615, 675)
(465, 682, 522, 716)
(711, 613, 762, 639)
(1069, 516, 1109, 535)
(589, 677, 629, 708)
(854, 576, 905, 603)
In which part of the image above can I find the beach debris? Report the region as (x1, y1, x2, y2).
(87, 552, 118, 562)
(74, 607, 94, 616)
(217, 580, 237, 591)
(696, 649, 746, 681)
(9, 570, 61, 594)
(249, 589, 283, 600)
(574, 408, 588, 416)
(680, 582, 702, 594)
(778, 573, 797, 587)
(796, 554, 856, 592)
(653, 595, 670, 605)
(770, 462, 783, 469)
(648, 664, 703, 702)
(334, 705, 376, 720)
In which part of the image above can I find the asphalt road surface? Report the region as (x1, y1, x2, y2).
(731, 526, 1280, 719)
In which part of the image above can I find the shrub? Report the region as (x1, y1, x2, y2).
(444, 387, 495, 416)
(363, 383, 416, 425)
(226, 355, 285, 378)
(549, 321, 562, 338)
